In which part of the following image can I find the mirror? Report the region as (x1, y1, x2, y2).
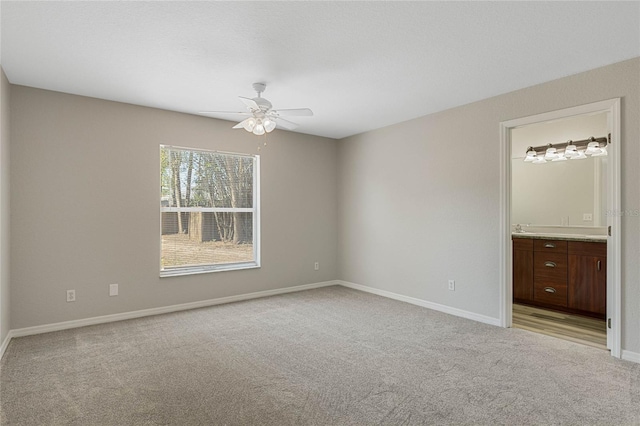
(511, 112, 608, 228)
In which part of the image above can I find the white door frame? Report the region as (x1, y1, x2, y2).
(499, 98, 621, 358)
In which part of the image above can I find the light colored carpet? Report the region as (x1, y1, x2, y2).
(1, 286, 639, 425)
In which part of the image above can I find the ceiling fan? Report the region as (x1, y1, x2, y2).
(200, 83, 313, 135)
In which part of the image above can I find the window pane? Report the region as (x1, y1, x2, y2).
(160, 146, 258, 274)
(161, 149, 253, 209)
(161, 212, 254, 268)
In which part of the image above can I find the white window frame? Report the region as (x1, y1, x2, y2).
(159, 145, 260, 277)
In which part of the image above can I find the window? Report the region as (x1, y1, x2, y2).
(160, 145, 260, 276)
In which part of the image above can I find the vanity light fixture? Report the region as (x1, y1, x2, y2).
(523, 136, 608, 164)
(524, 147, 538, 162)
(585, 141, 602, 156)
(544, 145, 558, 160)
(592, 145, 608, 157)
(552, 153, 567, 162)
(570, 150, 587, 160)
(564, 142, 578, 158)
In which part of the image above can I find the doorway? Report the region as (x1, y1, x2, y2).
(500, 99, 621, 358)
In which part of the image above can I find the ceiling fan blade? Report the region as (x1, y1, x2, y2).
(239, 96, 259, 110)
(275, 117, 299, 130)
(199, 111, 252, 115)
(272, 108, 313, 117)
(232, 118, 253, 129)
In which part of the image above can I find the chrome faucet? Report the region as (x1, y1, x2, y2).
(514, 224, 523, 233)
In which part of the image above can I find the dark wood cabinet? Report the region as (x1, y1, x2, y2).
(513, 239, 533, 302)
(568, 242, 607, 315)
(513, 237, 606, 318)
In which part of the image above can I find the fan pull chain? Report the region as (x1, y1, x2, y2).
(257, 132, 268, 151)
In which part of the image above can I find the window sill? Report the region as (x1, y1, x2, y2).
(160, 262, 260, 278)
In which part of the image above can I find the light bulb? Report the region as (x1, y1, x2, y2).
(243, 117, 256, 132)
(544, 147, 558, 160)
(592, 146, 608, 157)
(253, 124, 265, 136)
(585, 141, 600, 155)
(251, 118, 265, 135)
(564, 144, 578, 158)
(524, 148, 537, 162)
(264, 118, 276, 133)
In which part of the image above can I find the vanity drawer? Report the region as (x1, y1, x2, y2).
(534, 252, 568, 283)
(534, 282, 568, 307)
(534, 239, 568, 253)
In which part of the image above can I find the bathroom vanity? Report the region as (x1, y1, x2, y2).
(512, 234, 606, 319)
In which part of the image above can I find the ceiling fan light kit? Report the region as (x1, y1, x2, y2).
(201, 82, 313, 136)
(235, 116, 274, 135)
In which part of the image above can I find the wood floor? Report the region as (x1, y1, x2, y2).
(512, 304, 607, 350)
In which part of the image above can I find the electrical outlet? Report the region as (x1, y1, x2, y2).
(314, 262, 319, 271)
(448, 280, 455, 291)
(583, 213, 593, 221)
(109, 283, 118, 296)
(66, 289, 76, 302)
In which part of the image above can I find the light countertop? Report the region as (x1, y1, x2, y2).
(512, 233, 606, 243)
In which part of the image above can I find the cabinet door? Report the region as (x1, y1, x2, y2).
(568, 255, 606, 315)
(513, 249, 533, 301)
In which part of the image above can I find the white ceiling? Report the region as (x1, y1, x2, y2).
(1, 1, 639, 140)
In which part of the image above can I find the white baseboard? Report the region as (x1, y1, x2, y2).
(338, 281, 640, 365)
(7, 280, 339, 341)
(337, 280, 501, 327)
(0, 330, 13, 359)
(622, 350, 640, 364)
(4, 279, 638, 366)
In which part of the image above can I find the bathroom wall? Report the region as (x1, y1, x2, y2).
(511, 112, 608, 228)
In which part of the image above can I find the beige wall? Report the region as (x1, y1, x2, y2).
(338, 58, 640, 353)
(0, 68, 10, 343)
(10, 87, 338, 328)
(7, 58, 640, 356)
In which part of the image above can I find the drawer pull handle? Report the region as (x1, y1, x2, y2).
(544, 243, 556, 248)
(544, 287, 556, 293)
(597, 260, 601, 271)
(544, 261, 557, 268)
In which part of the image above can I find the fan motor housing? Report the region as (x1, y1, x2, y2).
(253, 97, 272, 111)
